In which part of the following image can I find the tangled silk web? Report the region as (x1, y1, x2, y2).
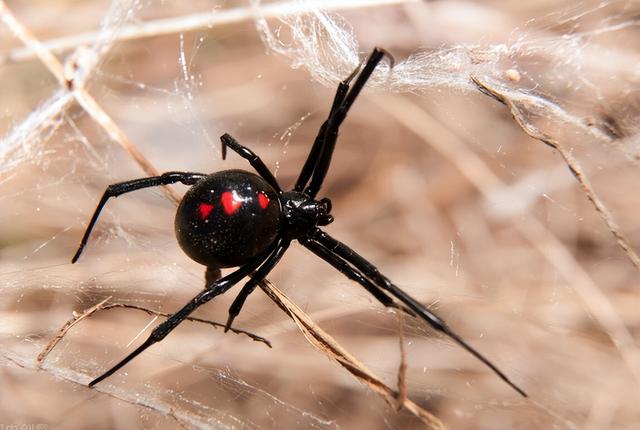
(255, 0, 639, 143)
(2, 0, 639, 173)
(1, 0, 640, 429)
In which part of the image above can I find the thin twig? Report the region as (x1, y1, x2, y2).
(1, 0, 418, 65)
(36, 296, 113, 366)
(37, 298, 271, 366)
(258, 278, 445, 430)
(471, 76, 640, 273)
(99, 303, 271, 346)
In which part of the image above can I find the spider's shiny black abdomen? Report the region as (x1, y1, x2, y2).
(175, 169, 281, 268)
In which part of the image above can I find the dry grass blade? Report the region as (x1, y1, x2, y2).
(258, 278, 445, 430)
(471, 76, 640, 273)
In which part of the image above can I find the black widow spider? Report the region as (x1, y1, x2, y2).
(72, 48, 526, 397)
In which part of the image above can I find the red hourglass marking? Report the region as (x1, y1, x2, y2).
(258, 192, 270, 209)
(198, 203, 214, 219)
(221, 191, 242, 215)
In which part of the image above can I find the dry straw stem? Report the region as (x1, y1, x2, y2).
(0, 0, 417, 65)
(471, 76, 640, 273)
(258, 279, 445, 430)
(36, 296, 113, 366)
(374, 94, 640, 389)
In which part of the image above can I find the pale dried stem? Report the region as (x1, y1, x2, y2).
(73, 91, 181, 203)
(1, 0, 417, 65)
(0, 1, 65, 78)
(471, 76, 640, 273)
(374, 94, 640, 389)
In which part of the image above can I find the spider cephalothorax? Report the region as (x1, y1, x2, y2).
(281, 192, 333, 238)
(72, 48, 526, 398)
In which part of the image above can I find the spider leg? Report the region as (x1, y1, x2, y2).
(72, 172, 207, 263)
(220, 133, 281, 193)
(294, 63, 361, 192)
(88, 242, 278, 387)
(307, 229, 528, 398)
(300, 237, 398, 309)
(224, 240, 291, 332)
(303, 48, 392, 198)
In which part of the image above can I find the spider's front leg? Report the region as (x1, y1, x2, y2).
(293, 59, 363, 192)
(220, 133, 281, 193)
(72, 172, 207, 263)
(296, 48, 393, 198)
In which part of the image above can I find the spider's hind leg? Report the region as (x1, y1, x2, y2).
(72, 172, 207, 263)
(300, 237, 398, 310)
(308, 229, 528, 398)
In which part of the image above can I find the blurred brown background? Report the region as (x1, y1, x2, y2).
(1, 0, 640, 429)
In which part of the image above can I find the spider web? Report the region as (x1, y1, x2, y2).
(1, 0, 640, 428)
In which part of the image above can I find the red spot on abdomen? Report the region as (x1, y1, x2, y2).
(198, 203, 214, 220)
(258, 192, 270, 209)
(221, 191, 242, 215)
